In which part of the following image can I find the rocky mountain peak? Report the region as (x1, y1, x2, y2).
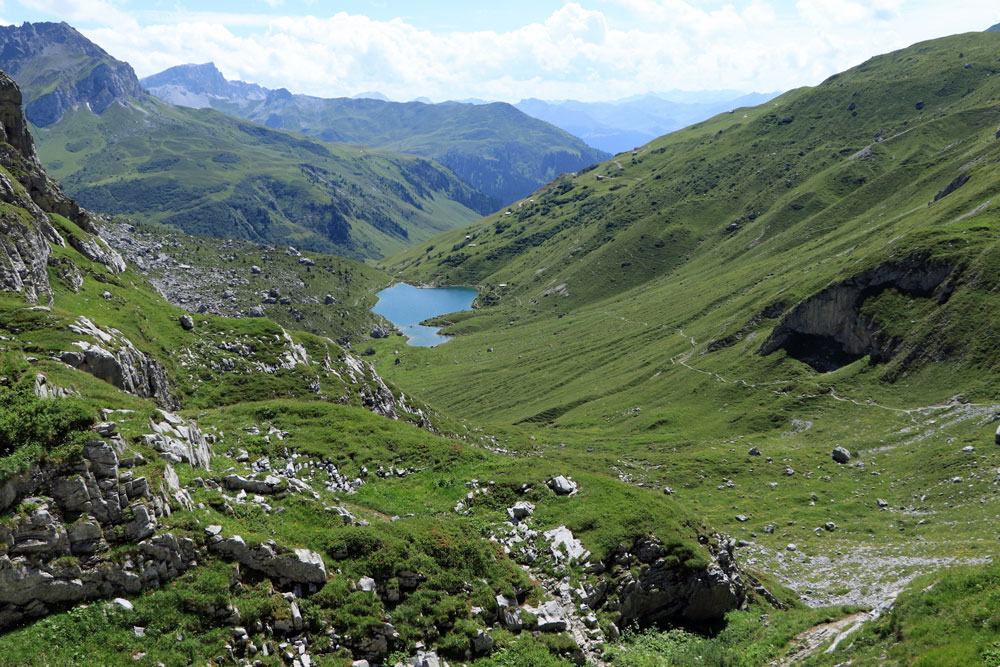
(0, 21, 145, 126)
(140, 61, 268, 103)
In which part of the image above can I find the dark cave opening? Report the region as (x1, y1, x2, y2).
(780, 332, 866, 372)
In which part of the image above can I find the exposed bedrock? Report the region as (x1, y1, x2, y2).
(760, 257, 956, 372)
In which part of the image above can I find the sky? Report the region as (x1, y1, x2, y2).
(3, 0, 999, 102)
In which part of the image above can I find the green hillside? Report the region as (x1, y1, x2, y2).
(367, 30, 1000, 664)
(0, 22, 491, 262)
(142, 62, 610, 207)
(31, 97, 488, 261)
(0, 63, 784, 667)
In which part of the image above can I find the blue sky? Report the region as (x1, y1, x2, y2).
(5, 1, 1000, 102)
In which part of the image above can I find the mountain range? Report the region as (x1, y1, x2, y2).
(141, 62, 608, 207)
(513, 91, 780, 154)
(0, 22, 494, 261)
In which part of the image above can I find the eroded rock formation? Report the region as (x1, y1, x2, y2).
(760, 257, 956, 371)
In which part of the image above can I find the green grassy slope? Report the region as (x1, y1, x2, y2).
(141, 62, 609, 207)
(0, 22, 492, 261)
(222, 97, 610, 207)
(384, 30, 1000, 404)
(31, 97, 488, 262)
(368, 32, 1000, 657)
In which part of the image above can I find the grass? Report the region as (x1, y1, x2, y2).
(3, 23, 1000, 667)
(357, 30, 1000, 663)
(32, 96, 485, 262)
(194, 88, 608, 207)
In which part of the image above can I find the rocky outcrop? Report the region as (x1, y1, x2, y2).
(760, 258, 956, 371)
(61, 317, 176, 408)
(0, 427, 326, 630)
(208, 534, 327, 588)
(0, 437, 181, 628)
(610, 535, 746, 628)
(344, 354, 398, 419)
(0, 65, 125, 305)
(144, 410, 212, 469)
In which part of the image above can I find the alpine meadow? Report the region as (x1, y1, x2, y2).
(0, 5, 998, 667)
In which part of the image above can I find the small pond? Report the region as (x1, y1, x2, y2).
(371, 283, 477, 347)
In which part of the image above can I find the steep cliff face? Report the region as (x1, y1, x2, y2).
(0, 22, 145, 126)
(759, 257, 957, 371)
(0, 67, 124, 305)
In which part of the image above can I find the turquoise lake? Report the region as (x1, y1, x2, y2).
(371, 283, 477, 347)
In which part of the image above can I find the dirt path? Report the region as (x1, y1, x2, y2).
(775, 593, 898, 665)
(775, 610, 870, 664)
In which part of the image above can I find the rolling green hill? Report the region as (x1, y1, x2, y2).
(142, 62, 610, 206)
(0, 22, 491, 261)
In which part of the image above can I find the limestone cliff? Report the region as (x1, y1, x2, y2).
(0, 22, 146, 127)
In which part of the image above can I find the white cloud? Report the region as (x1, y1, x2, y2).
(41, 1, 1000, 102)
(19, 0, 134, 28)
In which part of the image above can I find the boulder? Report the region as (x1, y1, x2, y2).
(222, 474, 283, 495)
(832, 446, 852, 464)
(543, 525, 588, 561)
(209, 536, 326, 587)
(547, 475, 578, 495)
(125, 503, 156, 542)
(506, 501, 535, 521)
(179, 315, 195, 331)
(533, 600, 568, 631)
(370, 325, 389, 339)
(471, 629, 494, 654)
(616, 536, 745, 628)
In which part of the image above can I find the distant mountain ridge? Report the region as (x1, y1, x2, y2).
(140, 62, 609, 206)
(141, 62, 267, 108)
(514, 91, 780, 154)
(0, 22, 491, 260)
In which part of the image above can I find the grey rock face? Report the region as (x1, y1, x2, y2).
(615, 535, 746, 628)
(0, 65, 127, 305)
(760, 258, 955, 371)
(0, 23, 146, 127)
(209, 535, 327, 587)
(146, 410, 212, 469)
(64, 317, 176, 408)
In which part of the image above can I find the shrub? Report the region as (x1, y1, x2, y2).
(0, 358, 94, 480)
